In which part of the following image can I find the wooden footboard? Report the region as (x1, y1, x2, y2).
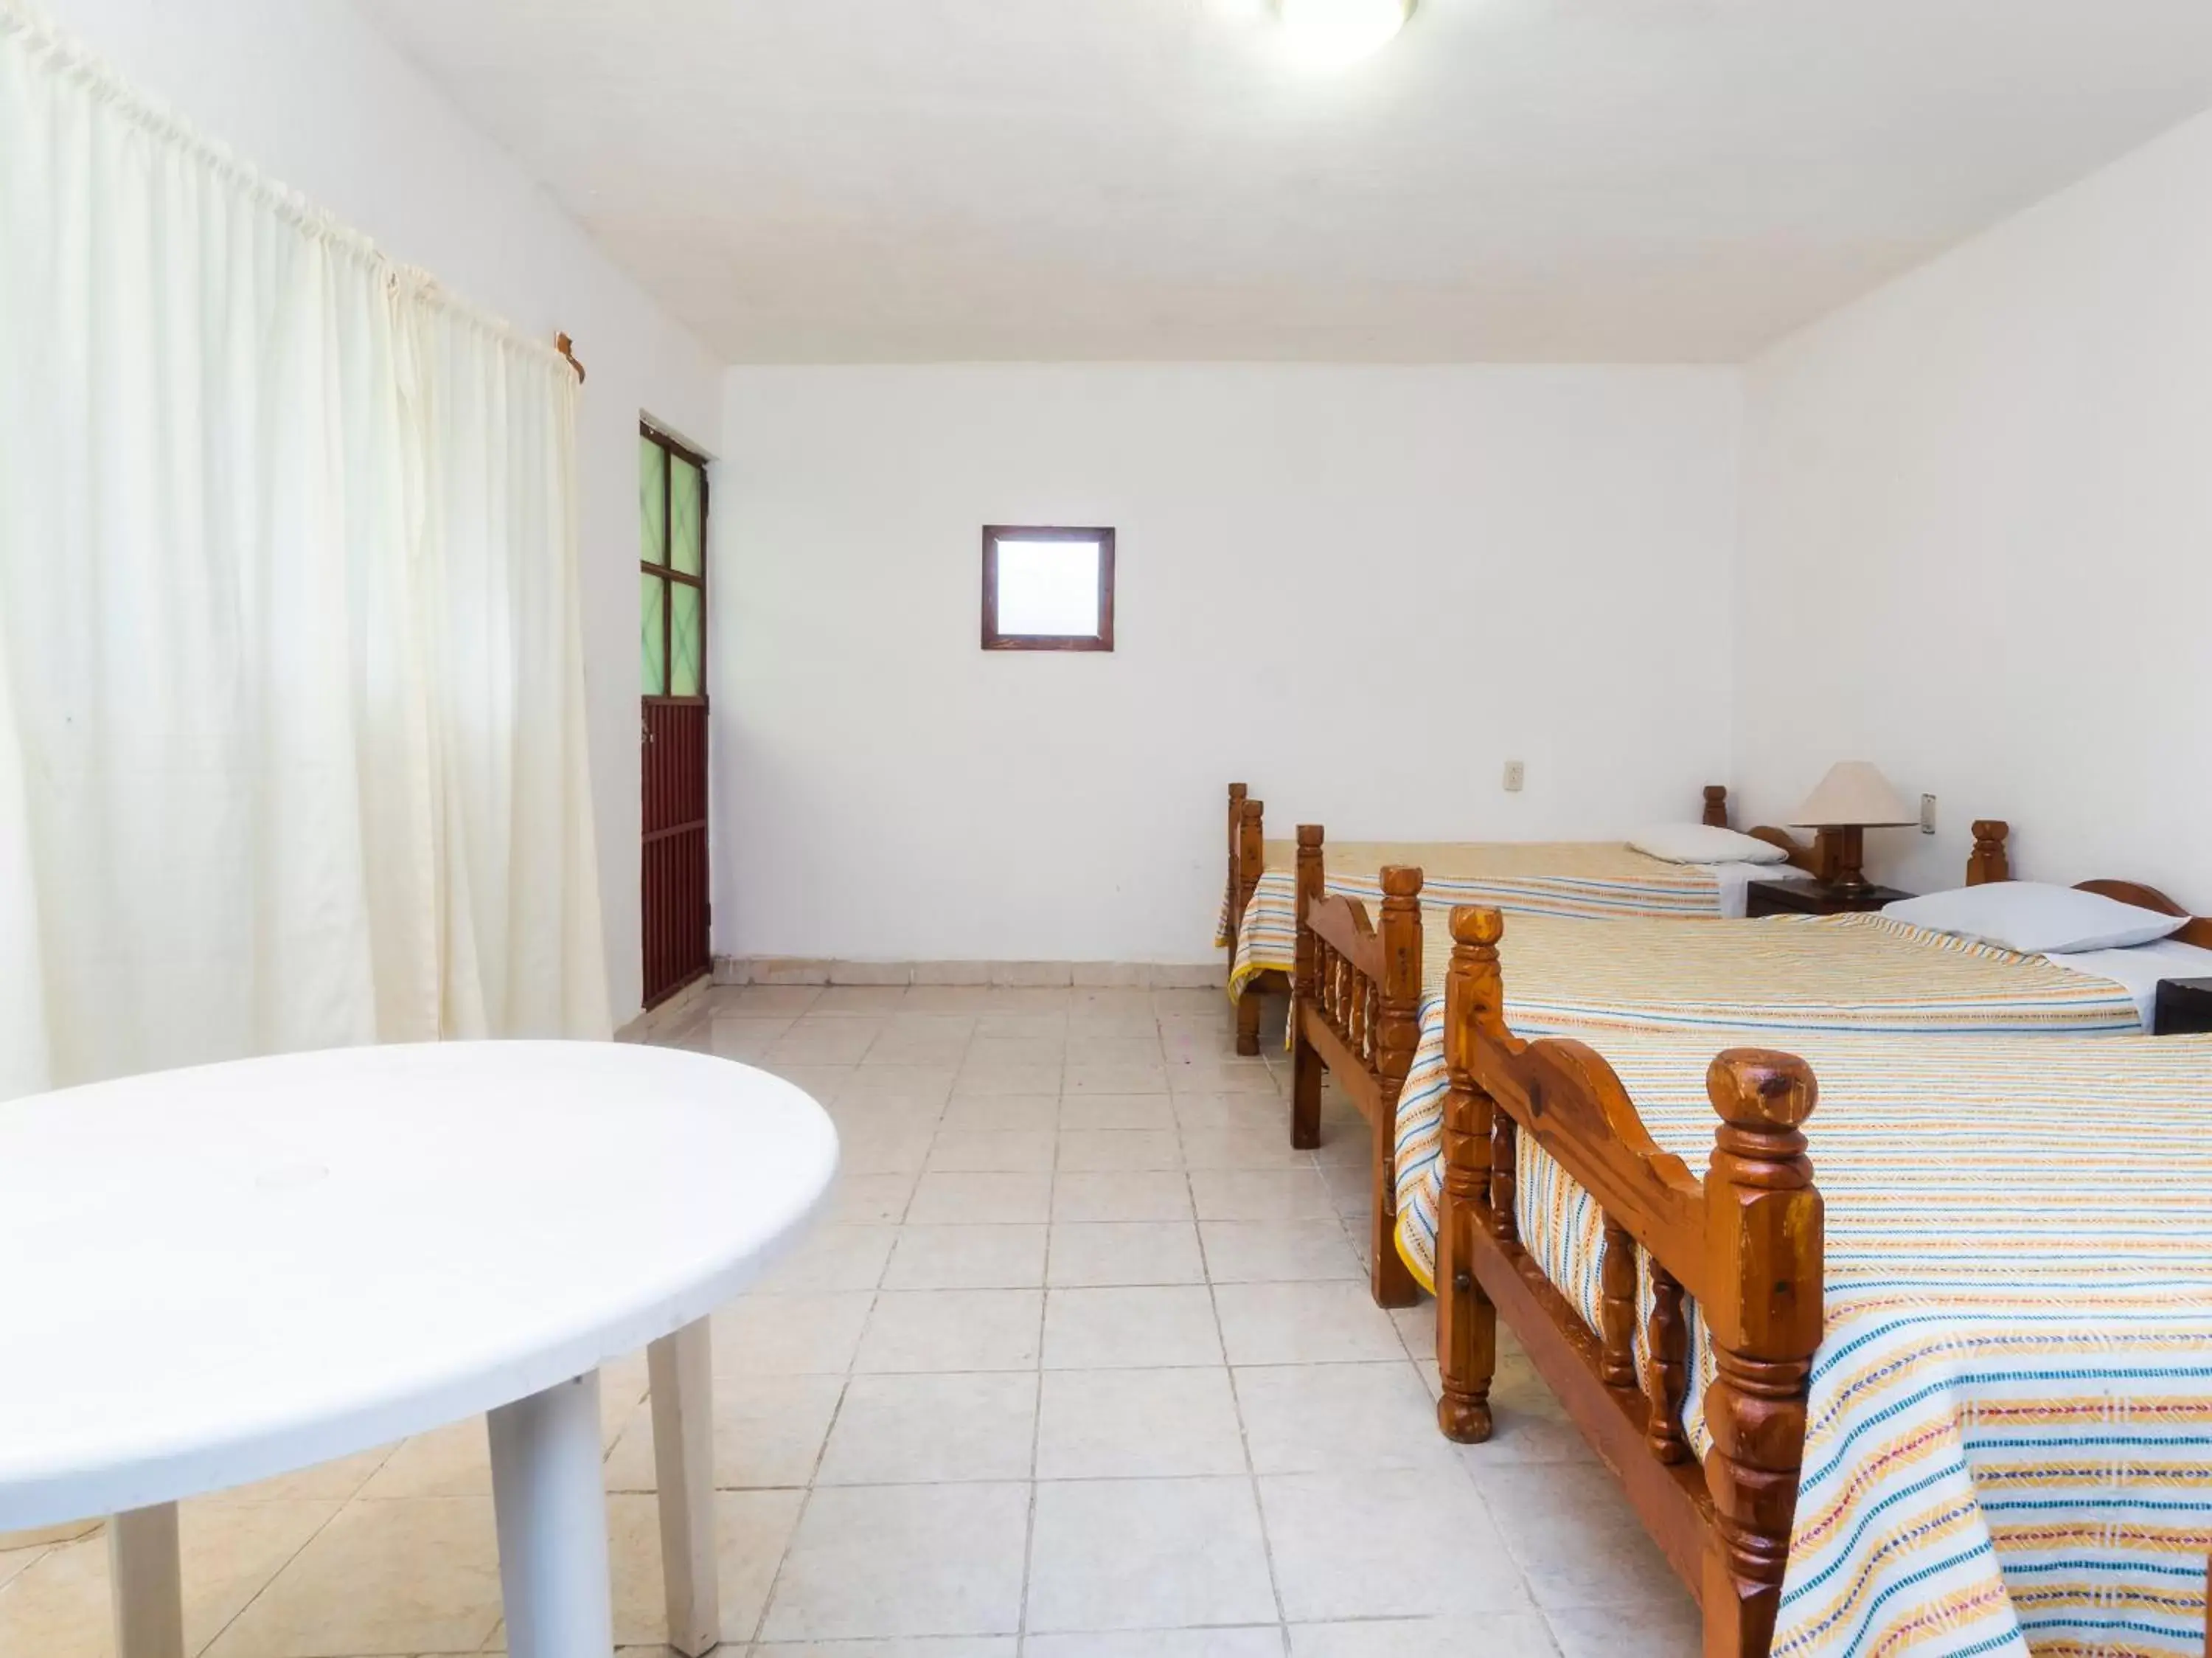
(1290, 825, 1423, 1308)
(1433, 905, 1825, 1658)
(1225, 785, 1281, 1055)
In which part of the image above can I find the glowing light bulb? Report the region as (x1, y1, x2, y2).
(1275, 0, 1414, 67)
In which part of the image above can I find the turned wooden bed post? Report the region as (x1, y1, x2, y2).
(1232, 791, 1268, 1055)
(1968, 819, 2011, 886)
(1368, 865, 1424, 1309)
(1290, 825, 1326, 1150)
(1703, 785, 1729, 828)
(1701, 1050, 1823, 1658)
(1225, 783, 1247, 929)
(1436, 906, 1503, 1442)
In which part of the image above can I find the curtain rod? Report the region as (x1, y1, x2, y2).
(555, 333, 585, 384)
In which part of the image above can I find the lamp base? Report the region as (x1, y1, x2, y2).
(1826, 824, 1871, 898)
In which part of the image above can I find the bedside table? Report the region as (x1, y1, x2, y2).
(2152, 977, 2212, 1036)
(1746, 880, 1913, 918)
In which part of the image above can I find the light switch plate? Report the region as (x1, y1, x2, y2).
(1503, 760, 1526, 793)
(1920, 794, 1937, 834)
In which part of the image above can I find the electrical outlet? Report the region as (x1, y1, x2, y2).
(1503, 760, 1526, 794)
(1920, 794, 1938, 835)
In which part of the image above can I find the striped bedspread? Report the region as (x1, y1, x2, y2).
(1398, 915, 2146, 1288)
(1433, 1031, 2212, 1657)
(1220, 839, 1737, 996)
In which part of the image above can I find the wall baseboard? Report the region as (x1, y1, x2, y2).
(613, 973, 715, 1041)
(713, 957, 1226, 991)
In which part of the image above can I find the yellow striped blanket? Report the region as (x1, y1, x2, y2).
(1425, 1031, 2212, 1657)
(1398, 915, 2146, 1287)
(1220, 839, 1744, 997)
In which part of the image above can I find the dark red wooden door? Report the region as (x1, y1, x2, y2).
(641, 701, 709, 1005)
(639, 423, 711, 1007)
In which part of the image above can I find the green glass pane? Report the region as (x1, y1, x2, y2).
(640, 572, 667, 695)
(670, 581, 703, 697)
(670, 458, 703, 576)
(639, 437, 667, 566)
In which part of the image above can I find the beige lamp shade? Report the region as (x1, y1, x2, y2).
(1791, 761, 1916, 828)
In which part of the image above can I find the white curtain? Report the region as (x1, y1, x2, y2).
(0, 4, 608, 1100)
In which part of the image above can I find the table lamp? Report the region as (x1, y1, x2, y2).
(1791, 761, 1916, 898)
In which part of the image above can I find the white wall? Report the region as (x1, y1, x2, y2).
(41, 0, 726, 1024)
(1735, 110, 2212, 903)
(717, 365, 1742, 964)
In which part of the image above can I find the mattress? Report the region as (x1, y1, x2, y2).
(1446, 1030, 2212, 1658)
(1220, 839, 1812, 998)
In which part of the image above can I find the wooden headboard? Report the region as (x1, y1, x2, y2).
(2075, 880, 2212, 951)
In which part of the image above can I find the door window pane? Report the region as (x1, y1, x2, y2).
(670, 458, 704, 576)
(670, 581, 703, 697)
(641, 572, 667, 694)
(639, 437, 668, 566)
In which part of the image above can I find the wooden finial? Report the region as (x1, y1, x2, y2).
(554, 332, 585, 383)
(1969, 819, 2011, 886)
(1703, 785, 1729, 828)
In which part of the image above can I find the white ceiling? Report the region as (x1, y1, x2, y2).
(355, 0, 2212, 363)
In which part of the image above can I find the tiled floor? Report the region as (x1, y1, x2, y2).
(0, 985, 1700, 1657)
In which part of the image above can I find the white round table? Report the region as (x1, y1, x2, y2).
(0, 1041, 838, 1658)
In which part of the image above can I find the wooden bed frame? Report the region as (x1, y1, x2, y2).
(1284, 810, 1870, 1309)
(1431, 904, 1822, 1655)
(1225, 781, 1756, 1058)
(1285, 819, 2206, 1656)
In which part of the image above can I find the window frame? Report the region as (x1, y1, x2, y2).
(980, 524, 1116, 653)
(641, 422, 710, 704)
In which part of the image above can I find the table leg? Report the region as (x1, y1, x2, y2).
(487, 1370, 615, 1658)
(109, 1502, 184, 1658)
(647, 1318, 721, 1656)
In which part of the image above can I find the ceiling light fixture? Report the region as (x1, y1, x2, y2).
(1274, 0, 1415, 67)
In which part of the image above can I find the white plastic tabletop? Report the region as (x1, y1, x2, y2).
(0, 1041, 838, 1529)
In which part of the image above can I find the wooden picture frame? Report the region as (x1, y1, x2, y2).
(981, 525, 1115, 652)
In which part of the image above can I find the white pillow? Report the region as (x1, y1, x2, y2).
(1882, 881, 2188, 955)
(1629, 824, 1793, 867)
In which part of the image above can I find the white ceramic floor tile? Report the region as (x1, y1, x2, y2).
(950, 1064, 1065, 1098)
(1035, 1367, 1248, 1478)
(1027, 1632, 1287, 1658)
(752, 1641, 1019, 1657)
(1026, 1477, 1278, 1633)
(1200, 1221, 1362, 1284)
(1287, 1616, 1559, 1657)
(1051, 1170, 1194, 1224)
(608, 1488, 803, 1645)
(1046, 1221, 1206, 1287)
(201, 1495, 503, 1657)
(854, 1289, 1044, 1373)
(756, 1224, 898, 1293)
(816, 1373, 1038, 1484)
(925, 1130, 1057, 1173)
(602, 1372, 846, 1491)
(1545, 1600, 1701, 1657)
(1257, 1468, 1532, 1623)
(906, 1171, 1054, 1225)
(1058, 1095, 1178, 1131)
(1213, 1283, 1408, 1366)
(939, 1095, 1062, 1132)
(1465, 1463, 1688, 1611)
(1057, 1129, 1183, 1171)
(1190, 1169, 1337, 1222)
(715, 1293, 877, 1375)
(830, 1172, 922, 1224)
(1232, 1363, 1461, 1475)
(882, 1224, 1048, 1289)
(1178, 1128, 1312, 1171)
(760, 1482, 1030, 1641)
(1042, 1286, 1223, 1369)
